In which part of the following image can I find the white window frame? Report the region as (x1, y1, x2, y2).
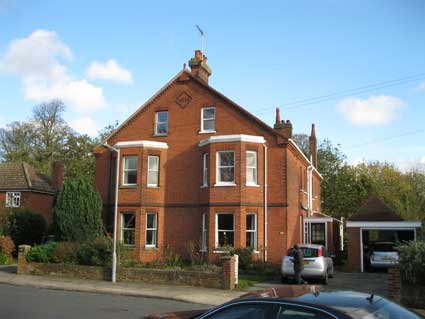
(146, 213, 158, 248)
(5, 192, 21, 208)
(154, 111, 168, 136)
(147, 155, 160, 187)
(246, 151, 258, 186)
(120, 213, 136, 247)
(215, 213, 235, 248)
(215, 151, 236, 186)
(246, 213, 258, 250)
(201, 213, 208, 252)
(201, 153, 209, 187)
(122, 155, 138, 186)
(200, 107, 216, 133)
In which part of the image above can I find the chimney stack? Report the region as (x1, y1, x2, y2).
(309, 124, 317, 167)
(273, 108, 293, 139)
(52, 161, 64, 191)
(188, 50, 212, 83)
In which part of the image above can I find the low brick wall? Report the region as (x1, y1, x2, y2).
(18, 245, 236, 290)
(119, 267, 223, 289)
(388, 266, 425, 309)
(24, 262, 110, 280)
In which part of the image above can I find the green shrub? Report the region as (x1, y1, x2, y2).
(231, 247, 254, 271)
(0, 236, 15, 258)
(77, 237, 112, 266)
(0, 252, 8, 265)
(26, 242, 58, 263)
(54, 179, 103, 242)
(397, 240, 425, 286)
(8, 209, 47, 246)
(51, 242, 80, 263)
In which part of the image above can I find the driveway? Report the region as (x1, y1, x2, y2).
(327, 271, 388, 296)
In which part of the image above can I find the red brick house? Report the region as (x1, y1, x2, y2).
(0, 162, 64, 223)
(94, 50, 337, 265)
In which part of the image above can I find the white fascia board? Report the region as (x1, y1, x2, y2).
(288, 138, 323, 179)
(199, 134, 265, 147)
(114, 140, 168, 149)
(305, 217, 333, 223)
(346, 221, 422, 228)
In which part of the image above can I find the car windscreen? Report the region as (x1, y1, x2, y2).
(373, 243, 396, 252)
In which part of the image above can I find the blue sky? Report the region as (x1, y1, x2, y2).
(0, 0, 424, 169)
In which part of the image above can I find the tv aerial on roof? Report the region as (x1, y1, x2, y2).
(196, 25, 205, 59)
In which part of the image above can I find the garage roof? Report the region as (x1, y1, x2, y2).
(348, 196, 404, 222)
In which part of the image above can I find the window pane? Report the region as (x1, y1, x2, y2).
(146, 230, 157, 246)
(148, 156, 159, 170)
(156, 123, 167, 134)
(218, 231, 234, 247)
(147, 214, 157, 229)
(125, 170, 137, 184)
(219, 152, 234, 166)
(246, 215, 255, 230)
(157, 111, 168, 122)
(247, 168, 256, 184)
(208, 303, 278, 319)
(247, 152, 256, 167)
(246, 232, 255, 248)
(126, 156, 137, 170)
(148, 171, 158, 186)
(124, 214, 136, 228)
(203, 108, 215, 119)
(220, 167, 234, 182)
(203, 119, 215, 131)
(123, 229, 135, 245)
(218, 214, 233, 230)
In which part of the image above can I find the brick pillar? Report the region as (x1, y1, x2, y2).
(17, 245, 31, 275)
(388, 266, 401, 303)
(221, 256, 235, 290)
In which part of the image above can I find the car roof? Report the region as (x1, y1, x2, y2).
(239, 286, 384, 317)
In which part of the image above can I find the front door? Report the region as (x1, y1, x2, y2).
(310, 223, 326, 246)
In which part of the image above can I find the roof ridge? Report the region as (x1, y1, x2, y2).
(22, 162, 32, 188)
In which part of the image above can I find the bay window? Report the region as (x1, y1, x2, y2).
(246, 213, 257, 250)
(146, 213, 158, 248)
(122, 156, 138, 185)
(216, 151, 235, 185)
(121, 213, 135, 246)
(216, 214, 234, 248)
(147, 155, 160, 187)
(202, 153, 209, 187)
(246, 151, 258, 186)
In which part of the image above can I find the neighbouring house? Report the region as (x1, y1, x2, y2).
(94, 50, 341, 265)
(0, 162, 64, 223)
(346, 196, 422, 272)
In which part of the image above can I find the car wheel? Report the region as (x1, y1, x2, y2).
(281, 275, 288, 284)
(321, 272, 329, 285)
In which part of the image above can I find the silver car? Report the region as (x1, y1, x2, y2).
(281, 244, 334, 284)
(369, 242, 399, 268)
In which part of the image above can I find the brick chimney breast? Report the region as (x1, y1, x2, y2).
(309, 124, 317, 167)
(188, 50, 212, 84)
(51, 161, 64, 191)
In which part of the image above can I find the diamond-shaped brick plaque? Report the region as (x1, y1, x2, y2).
(176, 92, 192, 109)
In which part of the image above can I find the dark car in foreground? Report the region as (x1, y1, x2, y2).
(143, 286, 423, 319)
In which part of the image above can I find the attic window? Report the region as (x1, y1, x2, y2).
(201, 107, 215, 132)
(155, 111, 168, 136)
(6, 192, 21, 208)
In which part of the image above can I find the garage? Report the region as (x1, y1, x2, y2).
(346, 196, 421, 272)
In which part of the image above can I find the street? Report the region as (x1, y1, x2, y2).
(0, 284, 207, 319)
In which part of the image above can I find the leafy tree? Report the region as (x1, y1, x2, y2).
(54, 178, 103, 242)
(0, 121, 37, 165)
(7, 208, 48, 246)
(292, 134, 310, 158)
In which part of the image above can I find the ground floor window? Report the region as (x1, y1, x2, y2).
(216, 214, 234, 248)
(146, 213, 158, 248)
(5, 192, 21, 208)
(121, 213, 136, 246)
(201, 213, 208, 252)
(246, 213, 257, 250)
(311, 223, 326, 246)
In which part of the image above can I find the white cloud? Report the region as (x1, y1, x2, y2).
(0, 29, 106, 112)
(86, 59, 133, 83)
(69, 116, 99, 136)
(420, 156, 425, 165)
(337, 95, 406, 126)
(415, 81, 425, 92)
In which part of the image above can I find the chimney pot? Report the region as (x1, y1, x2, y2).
(275, 108, 281, 125)
(189, 50, 212, 83)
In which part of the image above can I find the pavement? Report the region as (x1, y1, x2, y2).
(0, 265, 244, 306)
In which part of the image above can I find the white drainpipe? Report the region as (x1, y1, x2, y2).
(263, 144, 268, 262)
